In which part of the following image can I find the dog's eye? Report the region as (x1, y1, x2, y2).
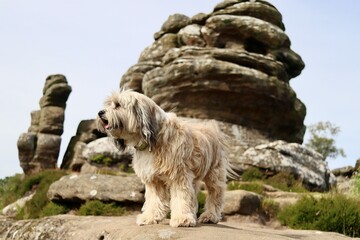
(114, 102, 121, 109)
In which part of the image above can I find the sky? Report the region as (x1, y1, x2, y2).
(1, 1, 359, 179)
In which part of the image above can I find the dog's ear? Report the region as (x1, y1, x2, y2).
(133, 99, 157, 149)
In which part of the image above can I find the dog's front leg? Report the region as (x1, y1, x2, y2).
(169, 180, 197, 227)
(136, 181, 169, 226)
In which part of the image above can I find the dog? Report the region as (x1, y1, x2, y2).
(97, 90, 233, 227)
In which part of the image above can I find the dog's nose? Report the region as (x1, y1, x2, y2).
(98, 110, 105, 118)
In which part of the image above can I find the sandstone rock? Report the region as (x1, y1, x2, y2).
(121, 0, 306, 144)
(39, 74, 72, 108)
(139, 33, 179, 62)
(354, 158, 360, 171)
(0, 215, 353, 240)
(28, 110, 40, 133)
(47, 174, 144, 203)
(18, 133, 61, 174)
(17, 74, 71, 175)
(212, 1, 285, 30)
(178, 24, 206, 47)
(1, 193, 35, 218)
(60, 119, 106, 171)
(238, 140, 334, 191)
(154, 13, 191, 40)
(38, 106, 65, 135)
(81, 137, 133, 173)
(120, 61, 161, 92)
(224, 190, 261, 215)
(17, 133, 37, 174)
(331, 166, 354, 177)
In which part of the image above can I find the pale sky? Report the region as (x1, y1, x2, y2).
(1, 1, 359, 179)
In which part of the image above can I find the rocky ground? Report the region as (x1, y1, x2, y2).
(0, 214, 356, 240)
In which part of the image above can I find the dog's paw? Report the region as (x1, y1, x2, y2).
(198, 211, 221, 224)
(136, 213, 159, 226)
(170, 214, 197, 227)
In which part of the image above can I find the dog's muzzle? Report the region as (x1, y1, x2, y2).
(98, 110, 110, 130)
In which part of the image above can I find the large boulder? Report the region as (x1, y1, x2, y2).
(237, 140, 335, 192)
(121, 0, 306, 145)
(224, 190, 261, 215)
(47, 174, 144, 203)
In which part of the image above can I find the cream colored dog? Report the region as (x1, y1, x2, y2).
(97, 90, 232, 227)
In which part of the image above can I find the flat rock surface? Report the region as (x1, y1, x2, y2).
(0, 215, 355, 240)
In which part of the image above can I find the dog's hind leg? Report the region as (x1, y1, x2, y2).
(198, 165, 226, 224)
(136, 180, 169, 226)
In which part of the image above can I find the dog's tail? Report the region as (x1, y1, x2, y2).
(209, 120, 239, 181)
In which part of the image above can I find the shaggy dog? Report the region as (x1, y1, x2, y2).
(97, 90, 233, 227)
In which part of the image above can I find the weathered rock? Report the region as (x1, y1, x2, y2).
(224, 190, 261, 215)
(81, 137, 133, 173)
(17, 133, 37, 173)
(154, 13, 191, 40)
(120, 61, 161, 92)
(331, 166, 354, 178)
(47, 174, 144, 203)
(28, 110, 40, 133)
(354, 158, 360, 171)
(32, 134, 61, 169)
(178, 24, 206, 47)
(60, 119, 106, 171)
(139, 34, 179, 62)
(121, 0, 306, 144)
(17, 74, 71, 175)
(39, 74, 72, 108)
(237, 141, 334, 192)
(38, 106, 65, 135)
(0, 215, 353, 240)
(1, 193, 35, 218)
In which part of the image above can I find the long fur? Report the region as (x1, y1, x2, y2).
(97, 90, 233, 227)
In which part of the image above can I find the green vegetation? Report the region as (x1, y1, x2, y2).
(261, 198, 280, 220)
(0, 170, 68, 219)
(241, 167, 265, 181)
(278, 194, 360, 238)
(78, 200, 125, 216)
(228, 168, 308, 194)
(266, 172, 307, 193)
(353, 174, 360, 196)
(197, 191, 206, 216)
(40, 201, 70, 217)
(227, 181, 264, 195)
(91, 154, 114, 166)
(305, 121, 346, 160)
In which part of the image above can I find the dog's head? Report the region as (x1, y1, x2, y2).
(97, 90, 159, 151)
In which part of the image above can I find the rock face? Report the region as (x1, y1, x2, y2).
(60, 120, 106, 171)
(17, 75, 71, 175)
(121, 0, 306, 145)
(0, 215, 353, 240)
(60, 121, 133, 174)
(237, 140, 335, 192)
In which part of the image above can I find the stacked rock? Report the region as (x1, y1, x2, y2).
(17, 74, 72, 175)
(121, 0, 306, 153)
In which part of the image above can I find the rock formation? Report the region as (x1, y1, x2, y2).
(121, 0, 306, 146)
(60, 120, 106, 171)
(237, 141, 335, 192)
(17, 74, 71, 175)
(57, 0, 335, 191)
